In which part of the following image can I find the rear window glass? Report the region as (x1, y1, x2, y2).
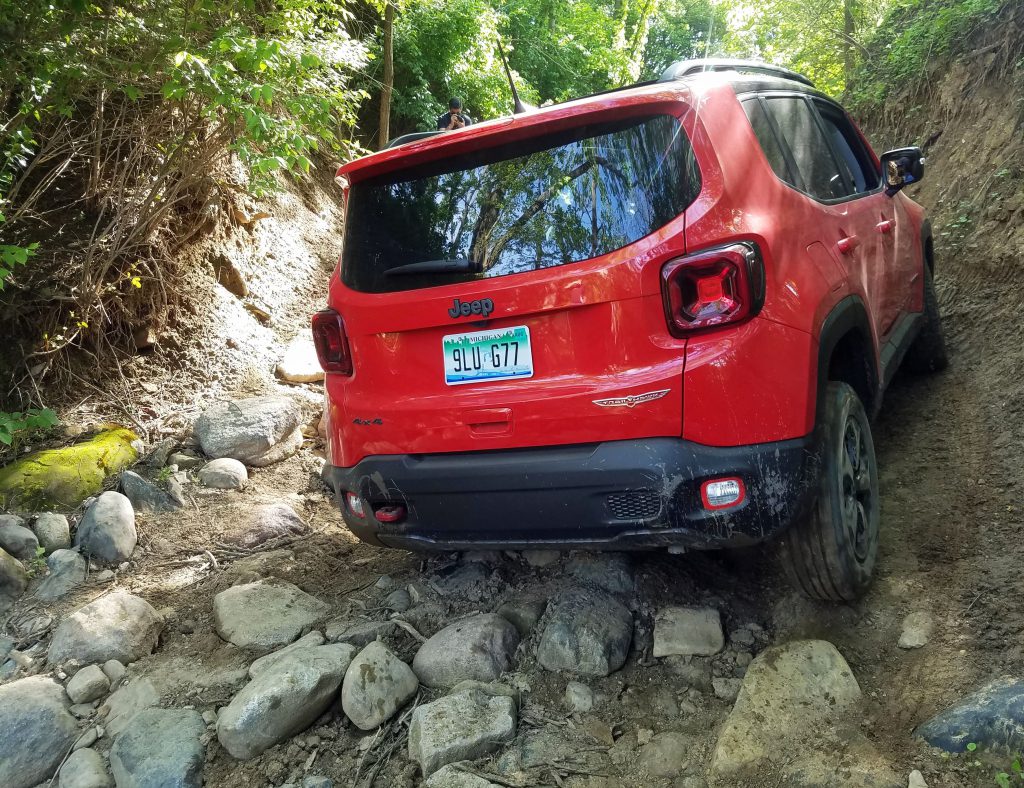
(341, 115, 699, 294)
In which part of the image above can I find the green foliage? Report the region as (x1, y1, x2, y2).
(849, 0, 1009, 108)
(24, 545, 47, 579)
(0, 408, 58, 466)
(0, 214, 38, 290)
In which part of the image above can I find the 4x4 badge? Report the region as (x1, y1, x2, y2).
(593, 389, 670, 408)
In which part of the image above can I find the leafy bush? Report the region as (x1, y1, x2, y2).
(0, 408, 58, 464)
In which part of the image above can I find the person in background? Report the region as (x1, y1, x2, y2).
(437, 97, 474, 131)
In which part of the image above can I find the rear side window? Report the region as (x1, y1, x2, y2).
(813, 100, 879, 195)
(763, 97, 849, 201)
(742, 99, 795, 186)
(341, 115, 699, 294)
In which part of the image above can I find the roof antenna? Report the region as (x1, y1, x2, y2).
(497, 39, 531, 115)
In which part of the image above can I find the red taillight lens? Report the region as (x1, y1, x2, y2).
(311, 309, 352, 375)
(661, 242, 765, 336)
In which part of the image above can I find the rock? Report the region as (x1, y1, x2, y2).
(915, 678, 1024, 753)
(101, 660, 126, 686)
(537, 589, 633, 676)
(230, 503, 307, 548)
(168, 453, 204, 470)
(217, 643, 354, 759)
(434, 562, 491, 600)
(276, 336, 324, 383)
(908, 771, 928, 788)
(35, 548, 87, 601)
(74, 491, 137, 565)
(302, 777, 333, 788)
(898, 612, 934, 649)
(198, 458, 248, 490)
(409, 690, 517, 777)
(522, 550, 561, 567)
(0, 427, 139, 510)
(212, 252, 247, 296)
(248, 630, 326, 679)
(709, 640, 862, 784)
(495, 598, 547, 637)
(73, 727, 100, 750)
(49, 590, 163, 666)
(327, 620, 400, 648)
(566, 553, 634, 595)
(0, 512, 25, 528)
(0, 676, 79, 788)
(59, 747, 112, 788)
(0, 545, 28, 606)
(413, 614, 520, 689)
(98, 678, 160, 737)
(66, 664, 111, 704)
(713, 677, 742, 702)
(565, 680, 594, 713)
(638, 732, 691, 778)
(0, 522, 39, 559)
(425, 764, 502, 787)
(342, 641, 419, 730)
(119, 470, 183, 512)
(653, 607, 725, 657)
(33, 512, 71, 553)
(449, 680, 519, 702)
(109, 707, 205, 788)
(385, 587, 412, 612)
(194, 397, 302, 467)
(143, 438, 176, 468)
(213, 580, 330, 651)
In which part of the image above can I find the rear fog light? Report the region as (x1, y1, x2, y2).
(701, 478, 746, 510)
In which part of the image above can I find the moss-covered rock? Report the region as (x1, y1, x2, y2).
(0, 428, 139, 510)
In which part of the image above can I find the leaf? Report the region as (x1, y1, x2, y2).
(174, 51, 188, 67)
(967, 743, 978, 752)
(261, 84, 273, 104)
(131, 276, 142, 288)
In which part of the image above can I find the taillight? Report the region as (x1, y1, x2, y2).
(311, 309, 352, 375)
(701, 477, 746, 510)
(660, 242, 765, 336)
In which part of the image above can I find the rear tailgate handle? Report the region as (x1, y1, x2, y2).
(461, 408, 512, 436)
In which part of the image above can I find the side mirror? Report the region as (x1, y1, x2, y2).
(880, 146, 925, 196)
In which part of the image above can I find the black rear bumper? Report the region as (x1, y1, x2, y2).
(322, 437, 819, 551)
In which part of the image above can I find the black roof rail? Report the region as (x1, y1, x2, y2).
(385, 130, 443, 149)
(658, 58, 814, 88)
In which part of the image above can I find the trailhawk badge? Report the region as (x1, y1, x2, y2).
(593, 389, 671, 408)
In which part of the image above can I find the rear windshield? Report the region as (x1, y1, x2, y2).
(341, 114, 699, 294)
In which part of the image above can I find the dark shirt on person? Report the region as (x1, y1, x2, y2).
(436, 111, 474, 131)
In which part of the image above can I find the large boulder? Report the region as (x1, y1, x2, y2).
(34, 548, 87, 601)
(709, 640, 864, 785)
(248, 630, 325, 679)
(74, 490, 137, 565)
(536, 589, 633, 676)
(217, 643, 355, 759)
(413, 614, 520, 689)
(0, 427, 139, 510)
(213, 580, 330, 651)
(410, 690, 517, 777)
(194, 396, 303, 467)
(0, 522, 39, 560)
(98, 678, 160, 737)
(109, 708, 205, 788)
(49, 590, 163, 666)
(916, 679, 1024, 753)
(0, 676, 79, 788)
(33, 512, 71, 554)
(341, 641, 419, 730)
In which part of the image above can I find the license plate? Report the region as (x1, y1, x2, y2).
(443, 326, 534, 386)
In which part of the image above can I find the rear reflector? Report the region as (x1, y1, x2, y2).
(700, 478, 746, 510)
(661, 242, 765, 335)
(312, 309, 353, 375)
(345, 492, 366, 519)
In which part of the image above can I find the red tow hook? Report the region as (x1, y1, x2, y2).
(374, 504, 407, 524)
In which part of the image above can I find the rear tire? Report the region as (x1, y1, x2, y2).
(779, 382, 879, 602)
(904, 266, 948, 374)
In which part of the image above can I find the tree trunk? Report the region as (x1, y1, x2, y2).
(377, 0, 395, 150)
(843, 0, 855, 90)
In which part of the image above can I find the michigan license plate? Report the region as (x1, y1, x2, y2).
(443, 326, 534, 386)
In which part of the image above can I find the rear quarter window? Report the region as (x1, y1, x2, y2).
(341, 114, 700, 294)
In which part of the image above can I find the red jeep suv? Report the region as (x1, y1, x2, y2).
(314, 59, 946, 602)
